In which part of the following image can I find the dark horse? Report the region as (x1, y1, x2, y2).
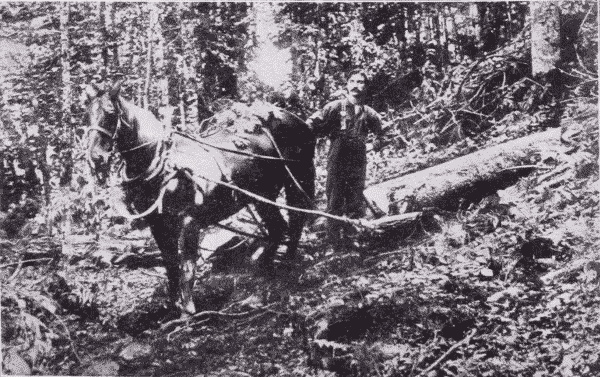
(85, 82, 315, 315)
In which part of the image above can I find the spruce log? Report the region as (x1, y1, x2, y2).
(364, 128, 565, 215)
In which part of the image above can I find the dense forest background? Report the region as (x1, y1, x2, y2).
(0, 2, 596, 237)
(1, 2, 598, 376)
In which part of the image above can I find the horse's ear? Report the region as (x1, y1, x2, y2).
(109, 80, 124, 100)
(93, 82, 107, 93)
(84, 84, 100, 101)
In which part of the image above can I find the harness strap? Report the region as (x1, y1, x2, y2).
(85, 125, 114, 139)
(182, 170, 369, 229)
(119, 169, 179, 220)
(341, 99, 350, 131)
(119, 143, 166, 184)
(120, 120, 171, 184)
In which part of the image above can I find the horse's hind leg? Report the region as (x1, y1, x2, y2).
(177, 215, 201, 315)
(253, 201, 287, 273)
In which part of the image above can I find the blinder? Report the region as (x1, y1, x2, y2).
(86, 103, 124, 144)
(85, 94, 127, 180)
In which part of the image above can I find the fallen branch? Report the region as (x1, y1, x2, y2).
(52, 311, 83, 364)
(138, 270, 166, 279)
(541, 259, 590, 285)
(364, 212, 422, 229)
(167, 318, 210, 340)
(159, 302, 278, 333)
(418, 329, 477, 376)
(499, 165, 552, 172)
(363, 251, 407, 264)
(0, 258, 53, 269)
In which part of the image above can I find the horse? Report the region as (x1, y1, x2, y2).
(84, 82, 315, 315)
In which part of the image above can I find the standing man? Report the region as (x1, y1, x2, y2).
(307, 70, 385, 249)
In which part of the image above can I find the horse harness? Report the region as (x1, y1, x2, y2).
(93, 104, 309, 222)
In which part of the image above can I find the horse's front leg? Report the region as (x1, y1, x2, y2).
(177, 214, 201, 315)
(149, 215, 181, 311)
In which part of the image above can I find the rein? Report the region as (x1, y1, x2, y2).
(182, 170, 368, 229)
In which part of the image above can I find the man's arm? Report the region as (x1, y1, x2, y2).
(306, 101, 338, 138)
(368, 108, 385, 152)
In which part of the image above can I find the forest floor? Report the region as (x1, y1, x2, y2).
(1, 100, 599, 377)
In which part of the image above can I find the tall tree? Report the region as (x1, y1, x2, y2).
(531, 2, 562, 77)
(531, 1, 563, 126)
(143, 3, 159, 109)
(59, 2, 73, 186)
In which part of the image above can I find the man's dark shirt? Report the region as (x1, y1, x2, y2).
(308, 98, 383, 145)
(307, 97, 383, 219)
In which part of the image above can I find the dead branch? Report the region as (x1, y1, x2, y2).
(159, 302, 278, 333)
(0, 258, 53, 269)
(418, 329, 477, 376)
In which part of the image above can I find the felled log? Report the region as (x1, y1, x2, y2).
(364, 212, 421, 229)
(360, 211, 426, 237)
(364, 128, 565, 215)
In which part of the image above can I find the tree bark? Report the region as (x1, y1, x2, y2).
(98, 2, 108, 77)
(531, 1, 564, 127)
(60, 3, 71, 114)
(143, 3, 158, 109)
(531, 2, 561, 78)
(364, 128, 566, 215)
(105, 3, 118, 71)
(180, 3, 199, 129)
(153, 4, 169, 121)
(59, 2, 72, 187)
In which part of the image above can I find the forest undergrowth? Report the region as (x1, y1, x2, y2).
(2, 95, 598, 376)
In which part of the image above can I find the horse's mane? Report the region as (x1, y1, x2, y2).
(118, 98, 164, 134)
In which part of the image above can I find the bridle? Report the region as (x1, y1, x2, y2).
(86, 100, 158, 155)
(86, 98, 167, 186)
(85, 98, 126, 152)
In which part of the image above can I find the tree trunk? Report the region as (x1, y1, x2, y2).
(98, 2, 108, 77)
(364, 129, 565, 215)
(475, 3, 486, 50)
(395, 4, 406, 46)
(153, 4, 169, 122)
(439, 4, 449, 69)
(531, 2, 561, 77)
(105, 2, 118, 71)
(59, 2, 72, 187)
(60, 3, 71, 114)
(180, 3, 199, 129)
(531, 1, 563, 128)
(143, 4, 158, 109)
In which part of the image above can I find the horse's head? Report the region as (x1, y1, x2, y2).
(83, 81, 123, 181)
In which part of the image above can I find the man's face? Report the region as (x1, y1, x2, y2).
(347, 73, 366, 98)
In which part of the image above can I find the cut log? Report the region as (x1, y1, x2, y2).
(364, 128, 565, 215)
(364, 212, 422, 232)
(360, 212, 426, 238)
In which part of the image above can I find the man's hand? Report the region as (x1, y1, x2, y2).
(372, 138, 384, 152)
